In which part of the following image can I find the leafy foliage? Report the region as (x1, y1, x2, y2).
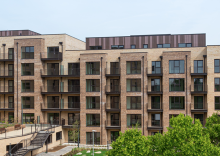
(69, 120, 80, 143)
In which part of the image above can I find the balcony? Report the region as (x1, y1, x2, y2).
(0, 102, 14, 110)
(147, 103, 163, 112)
(41, 102, 80, 111)
(147, 85, 163, 94)
(190, 66, 207, 76)
(41, 68, 80, 78)
(191, 103, 207, 112)
(105, 67, 120, 77)
(190, 85, 207, 94)
(105, 120, 121, 129)
(147, 120, 163, 130)
(0, 70, 14, 78)
(105, 102, 120, 112)
(0, 53, 14, 61)
(40, 52, 62, 61)
(41, 85, 80, 94)
(105, 85, 121, 94)
(147, 67, 163, 77)
(0, 86, 14, 94)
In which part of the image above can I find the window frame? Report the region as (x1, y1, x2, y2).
(111, 45, 124, 49)
(126, 79, 141, 92)
(169, 60, 185, 74)
(22, 96, 34, 109)
(23, 113, 34, 123)
(194, 78, 203, 91)
(151, 79, 160, 92)
(151, 114, 161, 126)
(21, 80, 34, 92)
(143, 44, 148, 48)
(194, 96, 203, 109)
(86, 132, 100, 145)
(152, 61, 161, 74)
(169, 78, 184, 92)
(131, 45, 136, 49)
(89, 46, 102, 50)
(214, 59, 220, 73)
(56, 131, 62, 141)
(21, 63, 34, 76)
(86, 79, 100, 92)
(21, 46, 34, 59)
(127, 114, 141, 127)
(215, 78, 220, 92)
(157, 44, 170, 48)
(169, 96, 185, 110)
(194, 60, 203, 73)
(151, 96, 160, 109)
(178, 43, 192, 47)
(215, 96, 220, 110)
(86, 96, 100, 109)
(126, 61, 141, 74)
(126, 96, 141, 110)
(86, 114, 100, 127)
(86, 62, 100, 75)
(45, 134, 52, 144)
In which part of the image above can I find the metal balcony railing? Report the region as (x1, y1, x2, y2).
(105, 85, 121, 93)
(0, 86, 14, 93)
(105, 120, 121, 127)
(105, 102, 121, 110)
(190, 85, 208, 93)
(147, 67, 163, 75)
(190, 66, 208, 74)
(41, 85, 80, 93)
(0, 70, 14, 77)
(41, 68, 80, 76)
(0, 53, 14, 60)
(68, 119, 80, 126)
(147, 85, 163, 93)
(0, 103, 14, 109)
(41, 102, 80, 109)
(105, 67, 120, 75)
(40, 52, 62, 60)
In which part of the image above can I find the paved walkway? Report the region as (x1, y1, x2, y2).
(36, 146, 73, 156)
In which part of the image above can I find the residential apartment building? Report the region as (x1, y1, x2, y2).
(0, 30, 219, 146)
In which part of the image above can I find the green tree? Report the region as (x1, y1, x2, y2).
(106, 125, 151, 156)
(149, 113, 220, 155)
(69, 120, 80, 143)
(204, 112, 220, 146)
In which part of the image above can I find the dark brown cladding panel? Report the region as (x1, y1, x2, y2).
(86, 34, 206, 50)
(0, 30, 40, 37)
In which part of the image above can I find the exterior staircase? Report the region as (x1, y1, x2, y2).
(5, 124, 57, 156)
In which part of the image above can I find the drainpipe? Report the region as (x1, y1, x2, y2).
(2, 44, 6, 118)
(142, 56, 144, 135)
(100, 57, 103, 145)
(186, 55, 188, 115)
(17, 42, 18, 123)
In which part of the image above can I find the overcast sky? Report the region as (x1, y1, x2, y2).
(0, 0, 219, 45)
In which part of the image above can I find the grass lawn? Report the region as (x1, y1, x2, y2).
(73, 150, 107, 156)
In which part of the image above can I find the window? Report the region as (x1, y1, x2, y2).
(111, 45, 124, 49)
(8, 48, 14, 59)
(126, 61, 141, 74)
(23, 113, 34, 123)
(45, 134, 52, 144)
(131, 45, 136, 49)
(21, 80, 34, 92)
(22, 97, 34, 109)
(194, 78, 203, 91)
(143, 44, 148, 48)
(8, 80, 14, 92)
(21, 63, 34, 76)
(169, 60, 184, 74)
(86, 62, 100, 75)
(47, 63, 59, 75)
(215, 78, 220, 91)
(194, 114, 203, 126)
(86, 132, 100, 145)
(68, 96, 80, 108)
(151, 96, 160, 109)
(68, 80, 80, 92)
(56, 131, 62, 141)
(47, 96, 59, 108)
(8, 96, 14, 108)
(68, 113, 80, 125)
(47, 80, 59, 92)
(194, 96, 203, 109)
(215, 97, 220, 110)
(68, 63, 80, 76)
(86, 79, 100, 92)
(127, 79, 141, 92)
(89, 46, 102, 50)
(157, 44, 170, 48)
(8, 64, 14, 76)
(110, 96, 120, 109)
(86, 97, 100, 109)
(169, 78, 184, 91)
(194, 60, 203, 73)
(110, 62, 120, 74)
(152, 61, 161, 74)
(178, 43, 192, 47)
(127, 114, 141, 127)
(151, 79, 160, 92)
(86, 114, 100, 126)
(215, 59, 220, 73)
(127, 96, 141, 109)
(151, 114, 161, 126)
(8, 112, 14, 123)
(21, 46, 34, 59)
(169, 97, 185, 109)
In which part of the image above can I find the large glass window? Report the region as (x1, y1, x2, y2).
(126, 61, 141, 74)
(194, 96, 203, 109)
(111, 45, 124, 49)
(21, 63, 34, 76)
(86, 97, 100, 109)
(178, 43, 192, 47)
(169, 97, 185, 109)
(86, 79, 100, 92)
(151, 79, 160, 92)
(215, 78, 220, 91)
(152, 61, 161, 74)
(90, 46, 102, 50)
(8, 48, 14, 59)
(126, 96, 141, 109)
(8, 96, 14, 108)
(8, 64, 14, 76)
(194, 78, 203, 91)
(169, 60, 184, 74)
(47, 63, 59, 75)
(68, 96, 80, 108)
(23, 113, 34, 123)
(143, 44, 148, 48)
(127, 114, 141, 127)
(47, 96, 59, 108)
(86, 132, 100, 145)
(110, 62, 119, 74)
(215, 97, 220, 110)
(194, 60, 203, 73)
(22, 97, 34, 109)
(126, 79, 141, 92)
(151, 96, 160, 109)
(169, 78, 184, 91)
(86, 114, 100, 126)
(21, 47, 34, 59)
(215, 59, 220, 73)
(21, 80, 34, 92)
(131, 45, 136, 49)
(68, 63, 80, 76)
(47, 47, 59, 58)
(157, 44, 170, 48)
(68, 80, 80, 92)
(86, 62, 100, 75)
(151, 114, 161, 126)
(68, 113, 80, 125)
(56, 131, 62, 141)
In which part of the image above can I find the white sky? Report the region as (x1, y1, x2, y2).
(0, 0, 219, 45)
